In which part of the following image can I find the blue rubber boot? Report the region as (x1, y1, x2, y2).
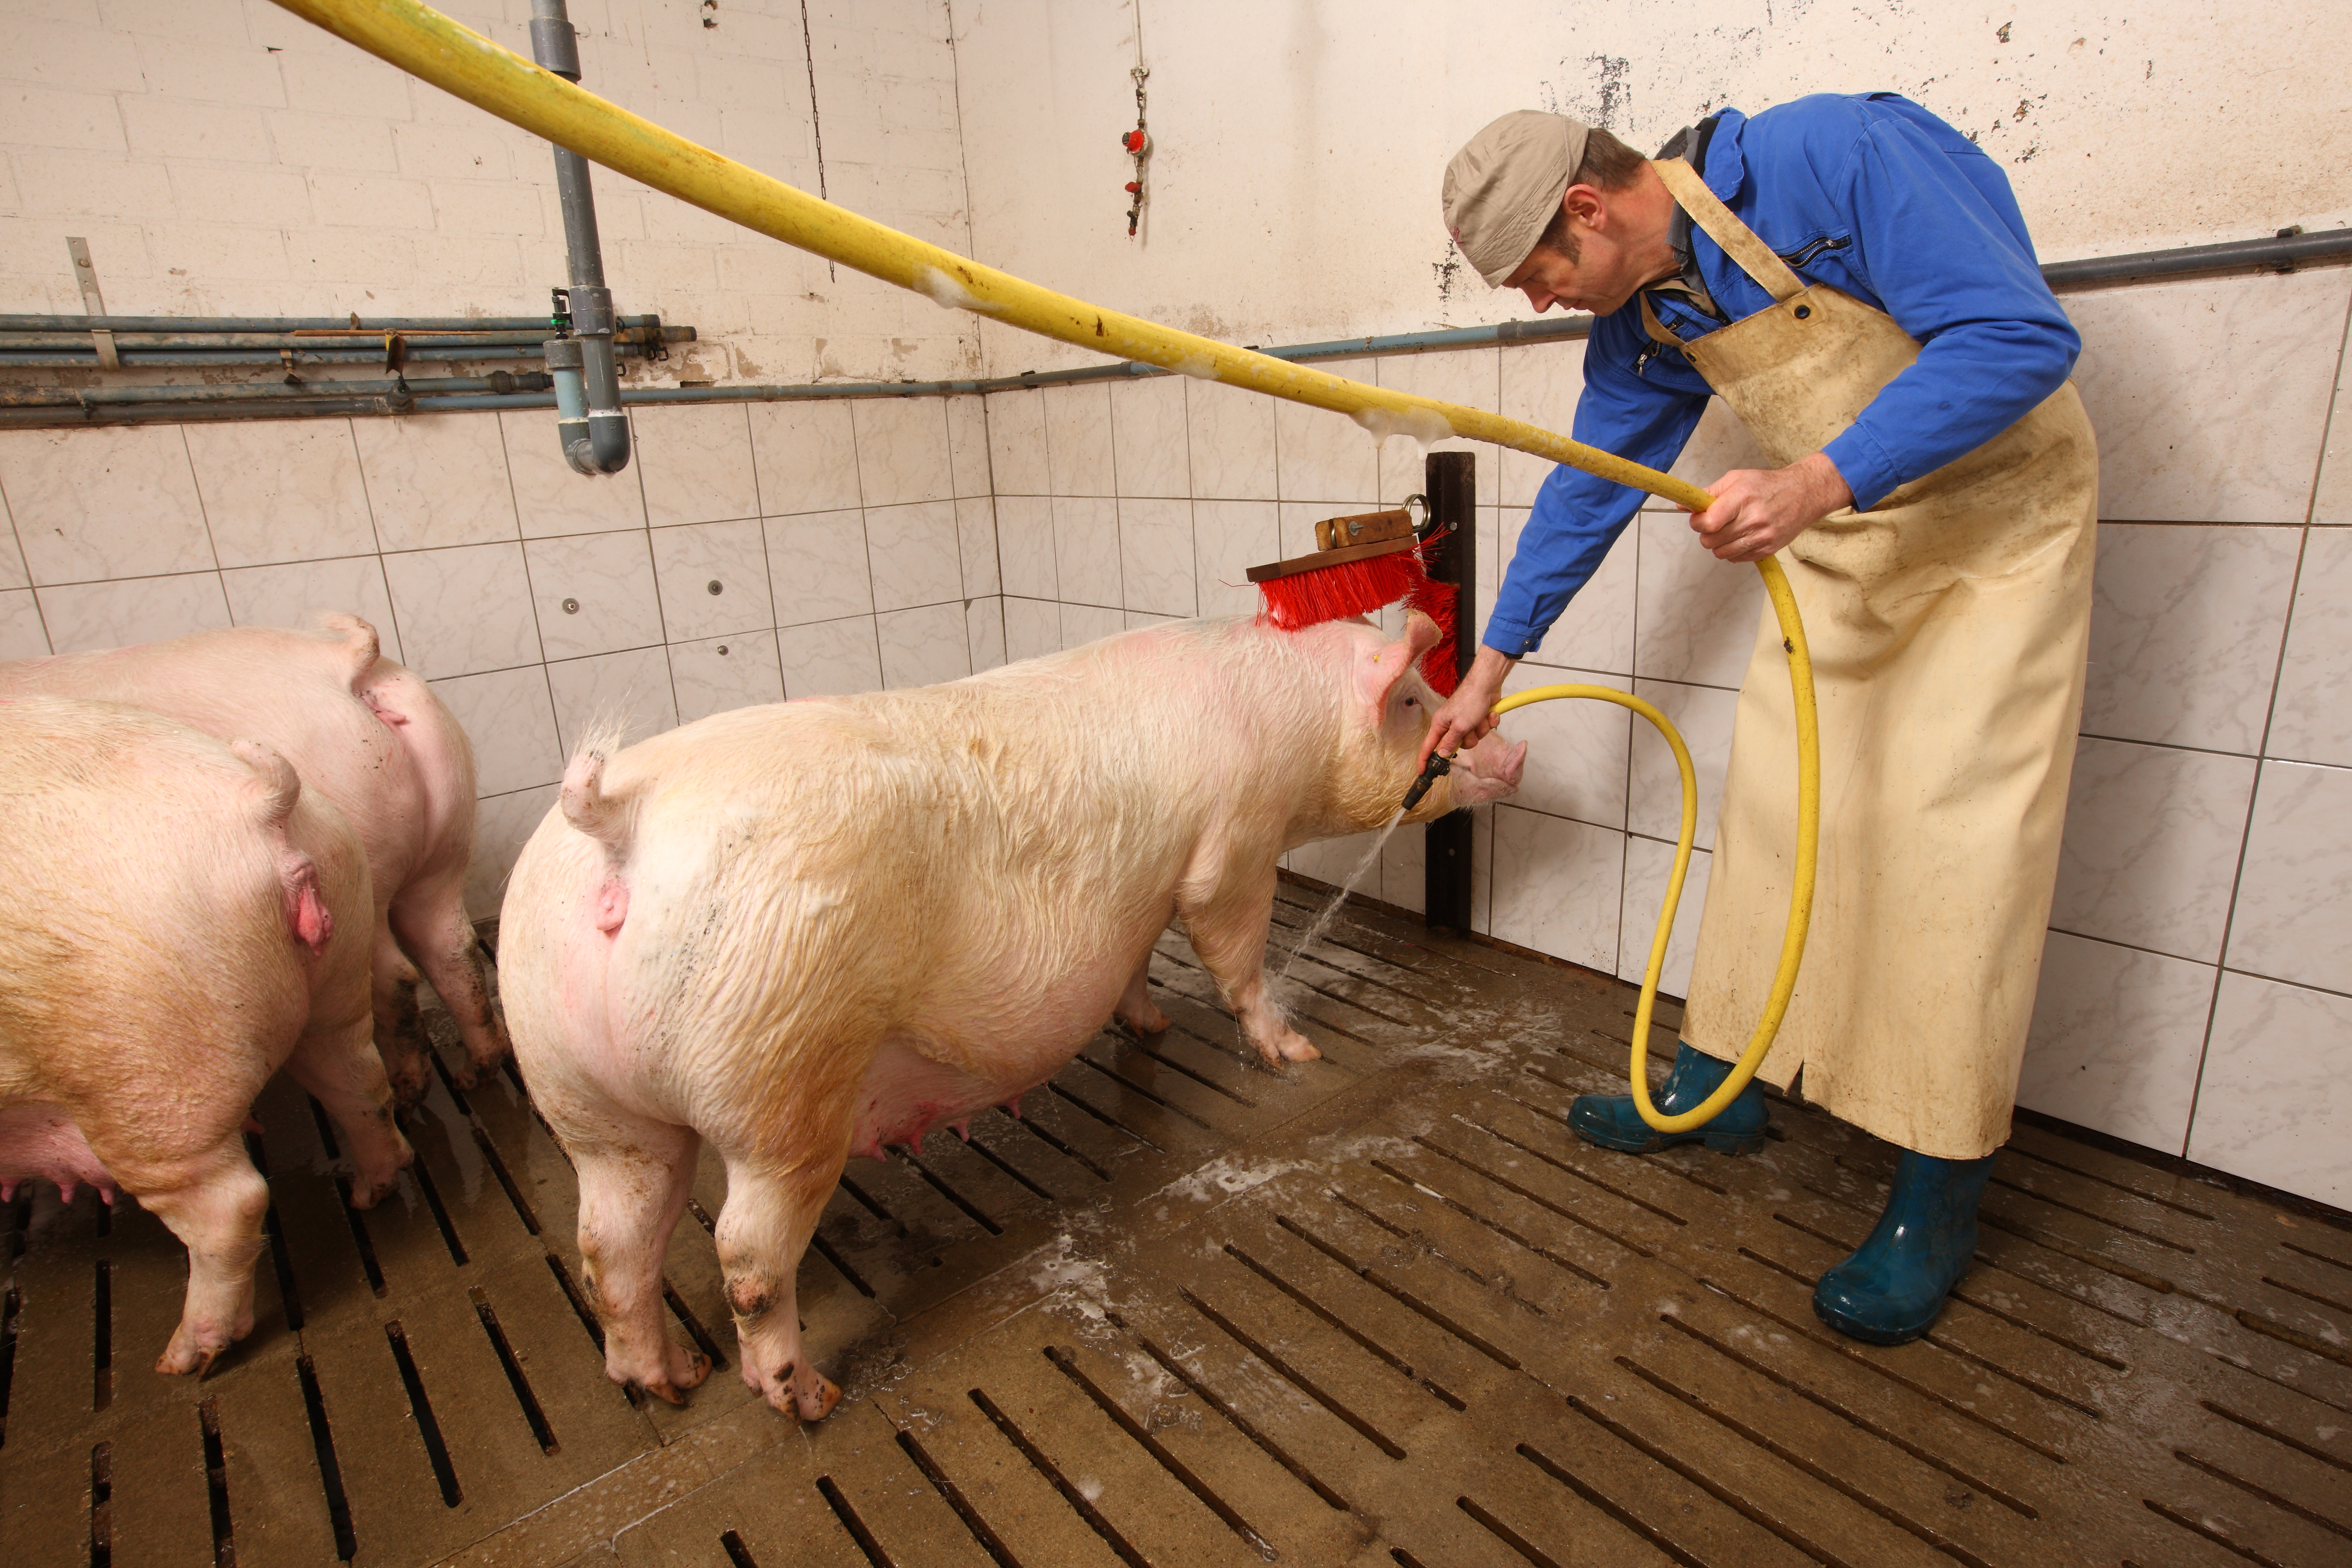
(1567, 1042, 1768, 1155)
(1812, 1150, 1996, 1345)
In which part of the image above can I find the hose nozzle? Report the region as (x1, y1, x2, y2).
(1402, 750, 1452, 812)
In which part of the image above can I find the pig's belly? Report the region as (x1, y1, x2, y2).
(0, 1104, 118, 1201)
(849, 939, 1150, 1159)
(849, 1036, 1045, 1159)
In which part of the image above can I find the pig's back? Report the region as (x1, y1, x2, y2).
(0, 699, 315, 1103)
(504, 659, 1227, 1119)
(0, 622, 429, 897)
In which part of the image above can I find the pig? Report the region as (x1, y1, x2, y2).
(0, 614, 508, 1103)
(498, 610, 1523, 1417)
(0, 696, 413, 1374)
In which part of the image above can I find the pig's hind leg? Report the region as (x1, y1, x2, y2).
(714, 1155, 845, 1422)
(1181, 868, 1318, 1066)
(369, 927, 432, 1108)
(390, 871, 512, 1088)
(283, 1016, 413, 1207)
(136, 1141, 271, 1375)
(573, 1118, 709, 1404)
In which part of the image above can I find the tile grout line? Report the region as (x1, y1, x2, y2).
(2177, 277, 2352, 1157)
(0, 454, 59, 658)
(746, 407, 787, 709)
(349, 415, 410, 668)
(493, 411, 567, 763)
(850, 407, 885, 689)
(173, 423, 233, 637)
(647, 408, 687, 727)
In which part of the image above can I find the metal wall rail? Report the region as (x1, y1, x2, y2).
(4, 226, 2342, 430)
(0, 374, 552, 408)
(0, 313, 669, 332)
(0, 346, 659, 371)
(0, 329, 679, 350)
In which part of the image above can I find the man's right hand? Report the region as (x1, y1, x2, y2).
(1421, 645, 1519, 767)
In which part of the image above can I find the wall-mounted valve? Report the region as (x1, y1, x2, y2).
(1121, 65, 1150, 237)
(531, 0, 631, 477)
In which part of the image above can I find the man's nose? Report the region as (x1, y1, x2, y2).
(1519, 285, 1554, 313)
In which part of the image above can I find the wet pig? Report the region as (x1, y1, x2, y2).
(497, 611, 1524, 1418)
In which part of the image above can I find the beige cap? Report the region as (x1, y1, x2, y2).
(1442, 111, 1591, 287)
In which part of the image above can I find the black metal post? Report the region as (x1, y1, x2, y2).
(1424, 451, 1476, 932)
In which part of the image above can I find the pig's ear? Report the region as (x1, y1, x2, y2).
(1354, 613, 1442, 713)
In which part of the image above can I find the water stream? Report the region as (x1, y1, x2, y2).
(1277, 809, 1407, 981)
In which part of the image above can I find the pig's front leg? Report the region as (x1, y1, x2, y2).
(715, 1155, 846, 1422)
(574, 1119, 709, 1404)
(1181, 868, 1318, 1067)
(1112, 954, 1170, 1036)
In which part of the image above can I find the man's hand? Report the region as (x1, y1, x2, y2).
(1690, 451, 1852, 561)
(1421, 645, 1519, 767)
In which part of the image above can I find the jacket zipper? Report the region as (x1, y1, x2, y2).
(1779, 234, 1850, 269)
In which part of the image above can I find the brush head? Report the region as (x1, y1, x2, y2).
(1251, 538, 1462, 696)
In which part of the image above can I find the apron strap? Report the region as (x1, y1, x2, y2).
(1638, 292, 1690, 352)
(1651, 158, 1806, 304)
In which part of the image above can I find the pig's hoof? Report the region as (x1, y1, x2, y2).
(784, 1373, 843, 1424)
(157, 1327, 231, 1378)
(1122, 1003, 1171, 1036)
(346, 1162, 405, 1210)
(1255, 1028, 1320, 1065)
(629, 1344, 710, 1406)
(455, 1052, 508, 1092)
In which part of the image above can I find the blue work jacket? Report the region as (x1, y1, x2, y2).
(1485, 93, 2080, 660)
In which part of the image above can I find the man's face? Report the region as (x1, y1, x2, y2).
(1499, 187, 1663, 317)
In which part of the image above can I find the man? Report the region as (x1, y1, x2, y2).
(1426, 97, 2097, 1344)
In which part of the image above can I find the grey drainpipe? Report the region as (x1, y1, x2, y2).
(530, 0, 630, 476)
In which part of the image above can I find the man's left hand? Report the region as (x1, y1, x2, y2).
(1690, 451, 1853, 561)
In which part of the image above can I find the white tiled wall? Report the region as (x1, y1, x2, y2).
(981, 265, 2352, 1210)
(0, 393, 1003, 922)
(4, 263, 2349, 1208)
(0, 0, 978, 385)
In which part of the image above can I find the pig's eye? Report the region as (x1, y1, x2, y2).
(1403, 696, 1418, 707)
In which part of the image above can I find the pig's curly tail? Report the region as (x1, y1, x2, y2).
(560, 729, 633, 858)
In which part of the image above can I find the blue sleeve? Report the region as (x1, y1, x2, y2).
(1485, 331, 1707, 658)
(1818, 110, 2081, 509)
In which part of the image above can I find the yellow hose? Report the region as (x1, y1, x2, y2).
(265, 0, 1819, 1134)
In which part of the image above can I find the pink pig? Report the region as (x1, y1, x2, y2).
(0, 697, 412, 1374)
(0, 614, 508, 1102)
(498, 611, 1523, 1418)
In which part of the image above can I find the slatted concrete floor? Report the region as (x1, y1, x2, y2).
(5, 878, 2351, 1567)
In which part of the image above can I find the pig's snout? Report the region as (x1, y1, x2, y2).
(1449, 733, 1527, 807)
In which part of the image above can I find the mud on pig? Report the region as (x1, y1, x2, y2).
(0, 697, 412, 1375)
(498, 609, 1524, 1418)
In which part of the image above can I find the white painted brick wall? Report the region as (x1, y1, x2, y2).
(0, 0, 980, 384)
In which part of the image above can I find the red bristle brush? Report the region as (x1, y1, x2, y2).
(1247, 508, 1461, 694)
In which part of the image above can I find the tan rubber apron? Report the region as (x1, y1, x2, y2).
(1642, 158, 2098, 1160)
